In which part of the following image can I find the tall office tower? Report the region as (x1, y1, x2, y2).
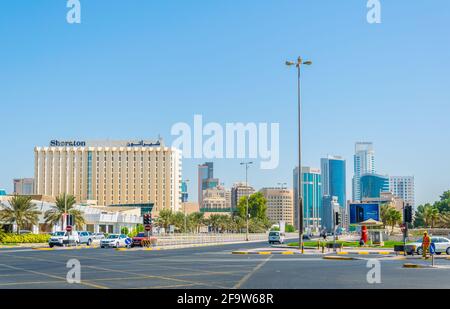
(360, 173, 389, 199)
(352, 142, 375, 201)
(13, 178, 35, 195)
(293, 167, 322, 231)
(34, 139, 182, 213)
(260, 187, 294, 226)
(201, 186, 228, 213)
(231, 182, 255, 210)
(321, 156, 346, 208)
(389, 176, 415, 208)
(197, 162, 219, 206)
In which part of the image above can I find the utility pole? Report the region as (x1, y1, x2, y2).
(241, 162, 253, 241)
(286, 56, 312, 252)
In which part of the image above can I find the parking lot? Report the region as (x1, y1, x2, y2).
(1, 242, 450, 289)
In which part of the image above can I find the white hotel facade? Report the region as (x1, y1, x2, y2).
(34, 139, 182, 214)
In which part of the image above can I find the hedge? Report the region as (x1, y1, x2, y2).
(0, 233, 51, 244)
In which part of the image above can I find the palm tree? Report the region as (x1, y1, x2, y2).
(188, 212, 205, 233)
(380, 204, 390, 226)
(44, 194, 85, 230)
(156, 209, 173, 231)
(208, 214, 222, 233)
(0, 195, 41, 234)
(385, 208, 402, 235)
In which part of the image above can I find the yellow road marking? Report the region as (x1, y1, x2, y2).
(282, 251, 295, 255)
(258, 252, 272, 255)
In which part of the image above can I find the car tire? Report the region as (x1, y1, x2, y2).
(436, 252, 442, 255)
(49, 244, 54, 248)
(417, 247, 423, 255)
(446, 248, 450, 255)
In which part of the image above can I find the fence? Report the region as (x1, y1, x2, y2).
(151, 232, 298, 247)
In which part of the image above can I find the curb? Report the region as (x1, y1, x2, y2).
(232, 251, 300, 255)
(403, 263, 435, 269)
(336, 251, 392, 255)
(323, 256, 356, 261)
(32, 248, 54, 251)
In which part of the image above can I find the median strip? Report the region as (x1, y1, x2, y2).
(323, 256, 356, 261)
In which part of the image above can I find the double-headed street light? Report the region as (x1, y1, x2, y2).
(240, 161, 253, 241)
(286, 56, 312, 252)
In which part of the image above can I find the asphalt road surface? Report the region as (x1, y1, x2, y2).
(0, 240, 449, 289)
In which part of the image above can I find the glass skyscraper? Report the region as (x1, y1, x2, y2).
(321, 156, 346, 208)
(352, 142, 375, 201)
(293, 166, 322, 231)
(360, 173, 389, 199)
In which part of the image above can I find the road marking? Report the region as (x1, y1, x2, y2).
(0, 280, 63, 286)
(0, 263, 108, 289)
(282, 251, 295, 255)
(258, 252, 272, 255)
(233, 255, 271, 289)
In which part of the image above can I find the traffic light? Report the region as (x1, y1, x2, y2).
(66, 214, 75, 226)
(404, 205, 413, 223)
(335, 212, 341, 226)
(143, 214, 153, 225)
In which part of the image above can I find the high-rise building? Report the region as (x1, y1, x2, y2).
(360, 173, 389, 199)
(13, 178, 35, 195)
(231, 182, 255, 210)
(260, 188, 294, 226)
(293, 167, 322, 231)
(352, 142, 375, 201)
(34, 139, 182, 213)
(321, 156, 346, 208)
(201, 186, 229, 213)
(197, 162, 219, 206)
(389, 176, 415, 208)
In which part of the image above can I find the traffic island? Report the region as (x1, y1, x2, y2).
(403, 263, 436, 269)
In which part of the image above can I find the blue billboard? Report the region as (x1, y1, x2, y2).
(349, 203, 380, 224)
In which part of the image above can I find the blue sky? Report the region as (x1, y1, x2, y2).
(0, 0, 449, 205)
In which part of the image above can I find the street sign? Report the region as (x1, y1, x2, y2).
(430, 243, 436, 255)
(66, 225, 73, 232)
(145, 224, 152, 231)
(125, 238, 132, 246)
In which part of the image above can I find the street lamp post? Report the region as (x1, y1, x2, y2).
(241, 161, 253, 241)
(184, 179, 190, 234)
(286, 56, 312, 252)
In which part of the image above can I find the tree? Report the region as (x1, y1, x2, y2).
(285, 224, 295, 233)
(207, 214, 222, 233)
(385, 207, 402, 235)
(0, 196, 41, 234)
(44, 194, 85, 230)
(156, 209, 173, 230)
(188, 212, 205, 233)
(171, 211, 186, 232)
(380, 204, 390, 226)
(236, 192, 268, 221)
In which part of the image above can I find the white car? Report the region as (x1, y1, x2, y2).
(100, 234, 132, 248)
(49, 231, 80, 247)
(407, 236, 450, 255)
(268, 231, 285, 244)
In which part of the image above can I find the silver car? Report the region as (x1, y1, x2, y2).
(407, 236, 450, 255)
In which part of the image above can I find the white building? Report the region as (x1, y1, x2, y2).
(260, 188, 294, 226)
(389, 176, 415, 208)
(0, 196, 142, 234)
(352, 142, 375, 201)
(34, 139, 182, 213)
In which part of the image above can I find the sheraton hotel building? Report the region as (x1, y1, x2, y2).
(34, 139, 183, 214)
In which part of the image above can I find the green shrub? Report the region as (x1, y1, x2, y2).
(0, 233, 51, 244)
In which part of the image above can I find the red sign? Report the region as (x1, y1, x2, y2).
(66, 225, 73, 232)
(145, 224, 152, 231)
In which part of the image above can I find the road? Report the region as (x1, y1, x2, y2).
(0, 239, 450, 289)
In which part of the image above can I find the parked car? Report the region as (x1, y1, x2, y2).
(100, 234, 132, 248)
(268, 231, 285, 244)
(406, 236, 450, 255)
(92, 232, 106, 240)
(48, 231, 80, 247)
(78, 231, 94, 246)
(131, 232, 148, 247)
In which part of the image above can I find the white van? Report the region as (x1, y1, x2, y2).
(268, 231, 285, 244)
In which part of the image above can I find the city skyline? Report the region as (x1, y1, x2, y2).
(1, 1, 450, 206)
